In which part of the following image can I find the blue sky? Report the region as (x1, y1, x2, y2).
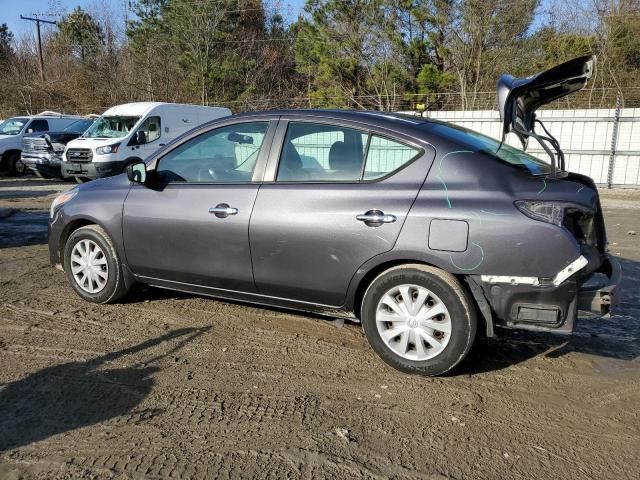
(1, 0, 307, 38)
(2, 0, 552, 40)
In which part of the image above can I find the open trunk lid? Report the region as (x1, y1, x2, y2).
(497, 55, 595, 149)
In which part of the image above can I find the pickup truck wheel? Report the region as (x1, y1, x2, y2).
(361, 264, 477, 376)
(63, 225, 129, 304)
(7, 153, 27, 176)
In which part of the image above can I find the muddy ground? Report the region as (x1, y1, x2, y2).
(0, 175, 638, 479)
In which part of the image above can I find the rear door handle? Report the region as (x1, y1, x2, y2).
(356, 209, 396, 226)
(209, 203, 238, 218)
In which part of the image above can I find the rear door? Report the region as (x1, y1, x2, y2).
(249, 119, 435, 306)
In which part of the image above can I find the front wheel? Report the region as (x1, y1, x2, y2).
(7, 153, 27, 176)
(361, 264, 477, 376)
(63, 225, 130, 303)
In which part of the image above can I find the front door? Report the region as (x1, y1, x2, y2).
(250, 120, 435, 306)
(127, 115, 162, 160)
(123, 120, 273, 291)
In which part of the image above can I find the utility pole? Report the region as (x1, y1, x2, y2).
(20, 14, 56, 82)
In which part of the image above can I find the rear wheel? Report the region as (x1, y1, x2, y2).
(361, 264, 477, 376)
(63, 225, 130, 303)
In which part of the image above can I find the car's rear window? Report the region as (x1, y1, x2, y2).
(424, 122, 551, 175)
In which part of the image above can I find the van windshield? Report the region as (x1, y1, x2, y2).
(83, 116, 140, 139)
(425, 122, 552, 175)
(0, 117, 28, 136)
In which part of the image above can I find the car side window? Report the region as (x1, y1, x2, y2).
(156, 122, 268, 184)
(27, 119, 49, 133)
(276, 123, 367, 182)
(363, 135, 421, 180)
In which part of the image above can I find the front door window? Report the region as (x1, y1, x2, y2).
(156, 122, 268, 183)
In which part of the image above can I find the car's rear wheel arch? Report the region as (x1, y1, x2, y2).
(354, 259, 444, 319)
(353, 260, 484, 331)
(359, 262, 478, 375)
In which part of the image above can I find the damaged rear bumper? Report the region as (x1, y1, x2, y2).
(577, 254, 622, 316)
(472, 254, 622, 335)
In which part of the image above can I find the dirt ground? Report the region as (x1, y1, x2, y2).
(0, 176, 638, 480)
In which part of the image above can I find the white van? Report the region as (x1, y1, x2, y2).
(62, 102, 232, 181)
(0, 112, 86, 175)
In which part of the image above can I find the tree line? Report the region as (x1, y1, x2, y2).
(0, 0, 638, 118)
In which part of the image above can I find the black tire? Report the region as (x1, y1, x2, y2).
(75, 176, 89, 184)
(361, 264, 477, 376)
(63, 225, 130, 304)
(7, 152, 27, 176)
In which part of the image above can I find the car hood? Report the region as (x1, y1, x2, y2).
(67, 137, 124, 148)
(25, 131, 76, 138)
(497, 55, 595, 147)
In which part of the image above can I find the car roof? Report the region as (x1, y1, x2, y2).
(236, 109, 432, 129)
(6, 115, 84, 120)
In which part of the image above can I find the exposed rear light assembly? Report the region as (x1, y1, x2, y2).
(514, 200, 594, 226)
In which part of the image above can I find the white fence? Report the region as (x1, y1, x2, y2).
(424, 108, 640, 187)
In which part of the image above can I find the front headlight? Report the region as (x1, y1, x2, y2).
(96, 143, 120, 155)
(50, 189, 78, 219)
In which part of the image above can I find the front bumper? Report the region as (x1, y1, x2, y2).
(577, 254, 622, 316)
(22, 153, 63, 177)
(61, 161, 124, 180)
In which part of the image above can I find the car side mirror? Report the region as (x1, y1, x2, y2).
(127, 161, 147, 184)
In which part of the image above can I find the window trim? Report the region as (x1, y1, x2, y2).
(270, 119, 425, 185)
(152, 119, 274, 186)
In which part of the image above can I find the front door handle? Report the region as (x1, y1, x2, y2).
(356, 209, 396, 227)
(209, 203, 238, 218)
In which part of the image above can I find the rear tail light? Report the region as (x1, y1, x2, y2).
(515, 200, 594, 226)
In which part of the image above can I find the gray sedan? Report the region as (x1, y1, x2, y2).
(48, 57, 621, 375)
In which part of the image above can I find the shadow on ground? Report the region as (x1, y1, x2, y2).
(0, 327, 210, 452)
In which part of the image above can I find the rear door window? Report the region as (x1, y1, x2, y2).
(277, 123, 367, 181)
(363, 136, 421, 180)
(27, 119, 49, 133)
(276, 122, 420, 182)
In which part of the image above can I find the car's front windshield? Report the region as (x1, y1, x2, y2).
(64, 119, 94, 133)
(426, 122, 552, 175)
(83, 116, 140, 139)
(0, 117, 29, 136)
